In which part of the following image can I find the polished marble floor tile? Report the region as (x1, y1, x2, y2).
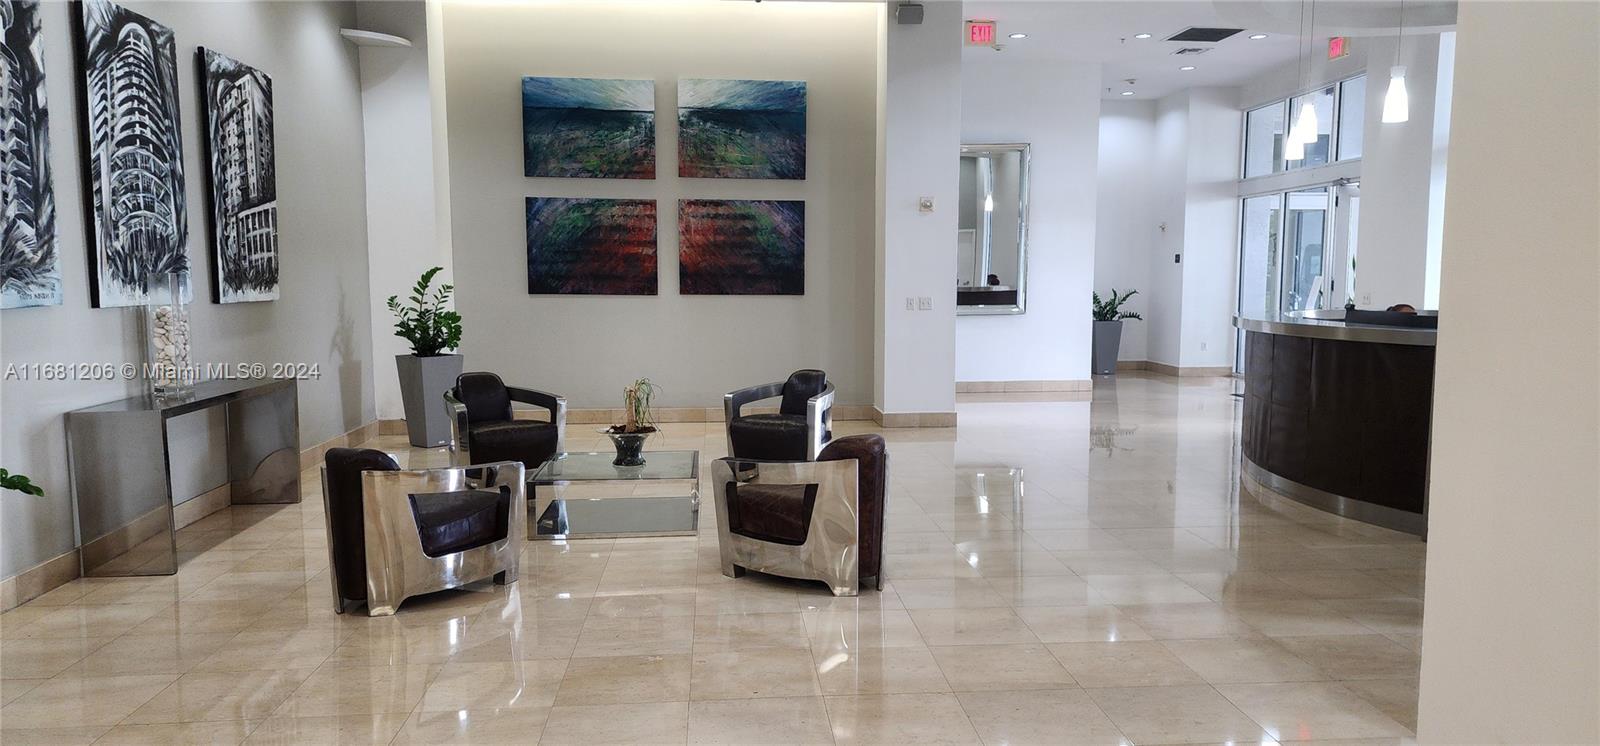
(0, 376, 1430, 743)
(823, 692, 983, 745)
(1047, 640, 1206, 688)
(686, 696, 835, 745)
(928, 643, 1077, 691)
(1087, 683, 1273, 744)
(956, 688, 1127, 745)
(1216, 681, 1415, 740)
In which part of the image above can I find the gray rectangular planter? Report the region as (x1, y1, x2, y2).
(1092, 320, 1123, 375)
(396, 353, 463, 448)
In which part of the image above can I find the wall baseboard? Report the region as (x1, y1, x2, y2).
(298, 420, 382, 471)
(955, 380, 1092, 393)
(1116, 360, 1149, 371)
(872, 407, 957, 428)
(173, 484, 232, 530)
(379, 419, 408, 435)
(0, 547, 81, 612)
(1144, 361, 1235, 378)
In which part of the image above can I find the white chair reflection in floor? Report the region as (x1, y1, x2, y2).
(321, 448, 525, 616)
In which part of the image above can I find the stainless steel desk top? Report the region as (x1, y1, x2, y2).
(68, 378, 296, 418)
(1234, 312, 1437, 347)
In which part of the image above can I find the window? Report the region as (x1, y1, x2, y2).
(1286, 86, 1335, 169)
(1243, 102, 1286, 178)
(1338, 75, 1366, 160)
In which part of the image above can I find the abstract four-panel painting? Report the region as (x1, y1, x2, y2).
(679, 199, 803, 295)
(523, 76, 655, 179)
(678, 79, 805, 180)
(76, 0, 189, 307)
(526, 197, 657, 295)
(200, 47, 278, 303)
(1, 0, 60, 309)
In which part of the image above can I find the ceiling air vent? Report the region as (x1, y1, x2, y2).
(1173, 47, 1212, 56)
(1166, 27, 1244, 43)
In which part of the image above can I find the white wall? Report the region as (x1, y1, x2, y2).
(1144, 88, 1240, 370)
(878, 1, 959, 415)
(954, 55, 1100, 383)
(1416, 1, 1600, 740)
(1351, 33, 1445, 310)
(357, 1, 453, 421)
(1176, 87, 1242, 369)
(438, 1, 879, 410)
(1147, 93, 1189, 367)
(1094, 100, 1156, 362)
(0, 0, 373, 579)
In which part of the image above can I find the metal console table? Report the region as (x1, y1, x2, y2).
(65, 378, 300, 576)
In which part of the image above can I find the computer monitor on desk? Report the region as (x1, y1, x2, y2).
(1344, 309, 1439, 329)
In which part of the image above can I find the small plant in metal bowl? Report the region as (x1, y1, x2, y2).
(604, 378, 658, 466)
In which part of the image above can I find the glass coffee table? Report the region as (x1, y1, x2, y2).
(528, 451, 700, 539)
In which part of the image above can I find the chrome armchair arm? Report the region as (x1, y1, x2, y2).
(443, 390, 471, 466)
(359, 461, 526, 616)
(806, 382, 836, 461)
(723, 381, 784, 457)
(710, 456, 860, 596)
(507, 386, 567, 453)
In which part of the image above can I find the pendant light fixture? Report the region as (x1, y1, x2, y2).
(1284, 0, 1309, 160)
(1382, 0, 1411, 123)
(1291, 0, 1321, 147)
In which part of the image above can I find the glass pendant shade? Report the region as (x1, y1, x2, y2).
(1285, 130, 1307, 161)
(1294, 100, 1320, 145)
(1382, 65, 1410, 123)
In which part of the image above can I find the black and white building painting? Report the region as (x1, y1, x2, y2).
(76, 0, 189, 307)
(200, 47, 276, 303)
(1, 0, 60, 309)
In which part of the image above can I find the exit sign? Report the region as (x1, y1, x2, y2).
(965, 20, 996, 46)
(1327, 36, 1350, 59)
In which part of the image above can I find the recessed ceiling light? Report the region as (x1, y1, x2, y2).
(1179, 65, 1196, 71)
(1249, 33, 1268, 40)
(1134, 32, 1152, 39)
(1008, 32, 1027, 39)
(1121, 90, 1135, 96)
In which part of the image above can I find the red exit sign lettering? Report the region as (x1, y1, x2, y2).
(1327, 36, 1350, 59)
(965, 20, 996, 46)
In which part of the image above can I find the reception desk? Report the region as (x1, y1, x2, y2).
(1235, 312, 1435, 536)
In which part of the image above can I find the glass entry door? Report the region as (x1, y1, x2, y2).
(1282, 188, 1331, 314)
(1329, 182, 1360, 307)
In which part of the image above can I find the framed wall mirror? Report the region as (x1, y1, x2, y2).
(957, 143, 1030, 316)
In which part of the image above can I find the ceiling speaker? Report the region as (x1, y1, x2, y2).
(896, 3, 924, 25)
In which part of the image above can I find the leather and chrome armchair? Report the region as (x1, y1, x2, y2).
(445, 372, 566, 469)
(724, 369, 834, 461)
(710, 434, 887, 596)
(322, 448, 525, 616)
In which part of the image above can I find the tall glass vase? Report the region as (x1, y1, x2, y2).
(144, 271, 194, 397)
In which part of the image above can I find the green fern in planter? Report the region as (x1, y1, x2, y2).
(1092, 289, 1143, 322)
(386, 267, 462, 357)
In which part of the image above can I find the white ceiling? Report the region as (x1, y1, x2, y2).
(959, 0, 1457, 100)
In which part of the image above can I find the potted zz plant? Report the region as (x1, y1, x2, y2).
(1, 469, 44, 496)
(604, 378, 658, 466)
(387, 267, 464, 448)
(1092, 288, 1143, 375)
